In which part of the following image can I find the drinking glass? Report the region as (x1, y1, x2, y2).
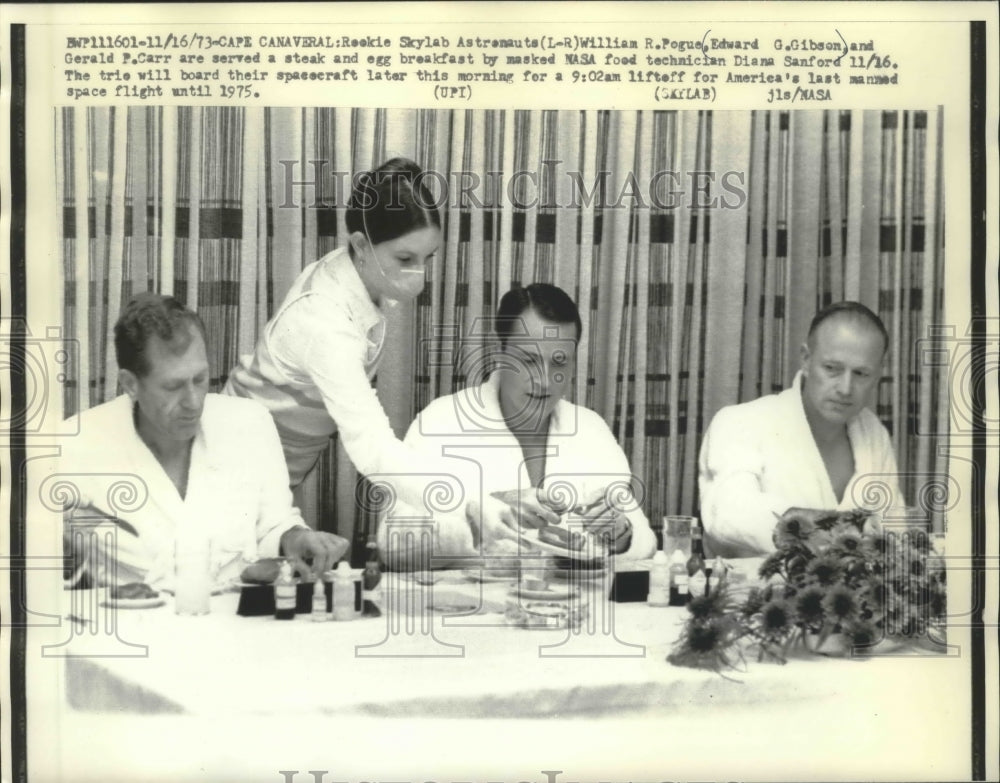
(174, 536, 211, 616)
(661, 515, 695, 556)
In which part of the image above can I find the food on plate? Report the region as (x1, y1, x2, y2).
(240, 558, 283, 585)
(109, 582, 159, 600)
(537, 525, 584, 551)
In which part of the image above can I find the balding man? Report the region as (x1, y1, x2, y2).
(62, 293, 349, 590)
(698, 301, 903, 557)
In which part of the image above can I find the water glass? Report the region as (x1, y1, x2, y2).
(175, 536, 211, 616)
(662, 515, 695, 556)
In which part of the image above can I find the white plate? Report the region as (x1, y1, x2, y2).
(101, 596, 166, 610)
(518, 528, 607, 561)
(516, 583, 579, 600)
(461, 568, 518, 583)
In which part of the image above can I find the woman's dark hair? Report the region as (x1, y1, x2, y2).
(496, 283, 582, 347)
(114, 292, 206, 377)
(346, 157, 442, 245)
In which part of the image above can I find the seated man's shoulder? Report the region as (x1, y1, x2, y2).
(571, 402, 617, 435)
(414, 385, 492, 435)
(62, 395, 130, 445)
(709, 390, 784, 431)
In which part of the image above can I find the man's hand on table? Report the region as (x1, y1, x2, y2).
(279, 527, 350, 580)
(570, 497, 633, 553)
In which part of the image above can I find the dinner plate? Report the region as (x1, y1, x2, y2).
(548, 567, 606, 582)
(518, 528, 607, 561)
(461, 568, 518, 583)
(100, 596, 166, 610)
(516, 583, 579, 600)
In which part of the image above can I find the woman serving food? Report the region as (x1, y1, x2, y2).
(225, 158, 540, 547)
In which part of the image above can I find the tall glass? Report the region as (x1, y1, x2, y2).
(174, 535, 211, 615)
(661, 515, 695, 557)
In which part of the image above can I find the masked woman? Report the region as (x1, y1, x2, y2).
(225, 158, 543, 548)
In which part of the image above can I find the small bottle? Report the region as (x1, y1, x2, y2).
(668, 549, 689, 606)
(689, 566, 707, 599)
(362, 535, 382, 603)
(686, 522, 706, 577)
(707, 556, 727, 593)
(311, 578, 328, 621)
(273, 559, 296, 620)
(332, 561, 356, 621)
(647, 550, 670, 607)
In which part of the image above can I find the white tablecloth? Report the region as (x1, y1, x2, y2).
(35, 569, 970, 782)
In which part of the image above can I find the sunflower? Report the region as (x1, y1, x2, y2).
(806, 555, 843, 587)
(773, 512, 816, 548)
(909, 557, 927, 578)
(686, 621, 723, 653)
(687, 594, 717, 621)
(862, 531, 892, 560)
(759, 599, 794, 636)
(929, 586, 947, 618)
(832, 524, 864, 554)
(795, 586, 827, 627)
(822, 584, 859, 623)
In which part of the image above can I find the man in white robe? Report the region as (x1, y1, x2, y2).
(61, 293, 347, 590)
(698, 302, 903, 557)
(379, 284, 656, 568)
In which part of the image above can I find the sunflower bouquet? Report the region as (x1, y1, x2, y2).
(668, 508, 947, 673)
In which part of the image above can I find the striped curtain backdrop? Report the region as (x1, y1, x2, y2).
(56, 107, 949, 559)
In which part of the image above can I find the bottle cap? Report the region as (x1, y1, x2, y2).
(652, 550, 668, 564)
(313, 579, 324, 595)
(336, 560, 352, 577)
(669, 549, 686, 565)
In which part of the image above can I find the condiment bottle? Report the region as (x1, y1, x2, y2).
(647, 550, 670, 607)
(668, 549, 689, 606)
(311, 577, 328, 621)
(707, 556, 727, 593)
(689, 566, 707, 599)
(686, 522, 706, 577)
(332, 561, 356, 621)
(362, 535, 382, 605)
(273, 559, 296, 620)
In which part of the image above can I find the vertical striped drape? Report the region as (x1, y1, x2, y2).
(57, 107, 949, 561)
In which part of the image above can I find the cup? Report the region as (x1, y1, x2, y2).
(174, 536, 211, 616)
(661, 515, 695, 556)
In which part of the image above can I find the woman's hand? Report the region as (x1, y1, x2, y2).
(490, 488, 561, 530)
(465, 496, 523, 549)
(279, 527, 350, 580)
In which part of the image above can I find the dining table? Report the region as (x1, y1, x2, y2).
(31, 559, 971, 783)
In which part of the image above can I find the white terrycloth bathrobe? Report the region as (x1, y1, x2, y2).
(378, 373, 657, 564)
(698, 372, 902, 557)
(60, 394, 307, 590)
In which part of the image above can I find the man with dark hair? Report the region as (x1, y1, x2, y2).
(62, 293, 347, 590)
(380, 283, 655, 568)
(698, 300, 903, 557)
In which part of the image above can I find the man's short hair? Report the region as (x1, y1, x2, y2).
(114, 293, 206, 377)
(496, 283, 582, 348)
(807, 301, 889, 353)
